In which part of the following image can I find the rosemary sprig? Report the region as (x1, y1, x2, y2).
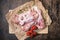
(18, 10, 23, 14)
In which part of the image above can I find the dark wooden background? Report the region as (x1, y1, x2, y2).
(0, 0, 60, 40)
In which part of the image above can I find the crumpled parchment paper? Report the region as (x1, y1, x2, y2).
(5, 0, 52, 40)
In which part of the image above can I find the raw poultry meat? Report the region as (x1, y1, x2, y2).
(12, 6, 45, 31)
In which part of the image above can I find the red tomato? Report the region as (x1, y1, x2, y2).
(31, 25, 38, 30)
(26, 25, 37, 38)
(26, 31, 31, 36)
(33, 31, 37, 36)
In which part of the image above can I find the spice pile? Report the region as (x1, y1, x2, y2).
(12, 6, 45, 37)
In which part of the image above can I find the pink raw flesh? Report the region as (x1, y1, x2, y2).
(12, 6, 45, 31)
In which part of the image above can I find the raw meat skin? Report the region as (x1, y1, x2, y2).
(12, 6, 45, 31)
